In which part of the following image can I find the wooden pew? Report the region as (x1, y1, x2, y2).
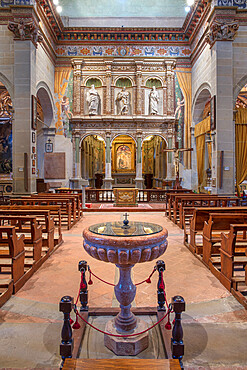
(10, 197, 72, 230)
(178, 197, 240, 230)
(23, 195, 77, 225)
(202, 213, 247, 265)
(187, 207, 247, 251)
(0, 215, 43, 267)
(36, 193, 82, 220)
(0, 205, 62, 247)
(0, 226, 26, 293)
(166, 191, 193, 219)
(172, 194, 239, 225)
(211, 224, 247, 292)
(0, 207, 56, 253)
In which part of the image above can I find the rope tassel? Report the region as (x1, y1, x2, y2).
(72, 313, 81, 330)
(88, 269, 93, 285)
(165, 310, 172, 330)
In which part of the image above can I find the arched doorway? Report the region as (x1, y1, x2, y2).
(36, 85, 54, 185)
(142, 135, 167, 189)
(111, 135, 136, 187)
(0, 81, 13, 194)
(192, 87, 212, 191)
(81, 135, 105, 188)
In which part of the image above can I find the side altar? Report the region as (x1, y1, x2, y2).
(113, 188, 138, 207)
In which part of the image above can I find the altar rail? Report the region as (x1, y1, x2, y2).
(85, 189, 167, 203)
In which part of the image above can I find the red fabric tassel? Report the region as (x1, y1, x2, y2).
(165, 320, 172, 330)
(69, 318, 74, 325)
(72, 315, 81, 330)
(165, 311, 172, 330)
(145, 277, 151, 284)
(172, 319, 175, 325)
(88, 270, 93, 285)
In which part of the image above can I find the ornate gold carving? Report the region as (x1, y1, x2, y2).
(206, 20, 239, 47)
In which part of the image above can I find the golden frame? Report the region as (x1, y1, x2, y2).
(112, 141, 135, 173)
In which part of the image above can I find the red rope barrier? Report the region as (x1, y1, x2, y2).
(88, 267, 156, 287)
(75, 308, 171, 338)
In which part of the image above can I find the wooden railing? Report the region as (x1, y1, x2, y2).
(85, 189, 168, 203)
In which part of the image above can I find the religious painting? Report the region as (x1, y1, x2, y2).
(210, 95, 216, 131)
(31, 95, 37, 130)
(116, 145, 132, 171)
(54, 68, 73, 139)
(0, 83, 12, 175)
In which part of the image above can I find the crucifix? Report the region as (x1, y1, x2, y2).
(163, 147, 193, 189)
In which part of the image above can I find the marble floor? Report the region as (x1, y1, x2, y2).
(0, 212, 246, 369)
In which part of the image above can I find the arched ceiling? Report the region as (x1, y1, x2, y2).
(59, 0, 189, 19)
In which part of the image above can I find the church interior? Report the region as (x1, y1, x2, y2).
(0, 0, 247, 369)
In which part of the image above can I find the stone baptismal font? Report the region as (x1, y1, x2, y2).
(83, 214, 168, 355)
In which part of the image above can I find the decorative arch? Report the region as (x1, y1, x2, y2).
(142, 134, 168, 147)
(0, 72, 13, 103)
(85, 77, 103, 87)
(115, 77, 133, 87)
(36, 82, 55, 127)
(233, 75, 247, 106)
(111, 133, 137, 145)
(192, 83, 211, 125)
(79, 133, 105, 147)
(145, 77, 163, 88)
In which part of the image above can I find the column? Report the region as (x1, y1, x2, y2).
(70, 133, 83, 188)
(136, 64, 143, 115)
(13, 40, 37, 194)
(105, 62, 112, 114)
(206, 19, 238, 195)
(165, 60, 176, 116)
(72, 60, 82, 115)
(135, 135, 144, 189)
(103, 135, 113, 189)
(190, 127, 198, 191)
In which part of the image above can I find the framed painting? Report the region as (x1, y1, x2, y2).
(31, 95, 37, 130)
(45, 142, 53, 153)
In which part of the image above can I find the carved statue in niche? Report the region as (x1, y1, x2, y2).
(149, 86, 159, 115)
(86, 84, 100, 115)
(116, 87, 130, 115)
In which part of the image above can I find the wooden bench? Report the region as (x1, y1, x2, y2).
(0, 226, 26, 294)
(0, 215, 42, 268)
(202, 213, 247, 265)
(187, 207, 247, 252)
(0, 207, 56, 253)
(37, 193, 82, 220)
(172, 194, 239, 225)
(166, 191, 193, 219)
(0, 205, 62, 247)
(10, 197, 73, 230)
(211, 224, 247, 291)
(178, 197, 240, 230)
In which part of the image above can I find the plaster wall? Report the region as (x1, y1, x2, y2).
(0, 26, 14, 94)
(36, 46, 55, 96)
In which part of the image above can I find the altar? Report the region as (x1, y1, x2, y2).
(113, 187, 138, 207)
